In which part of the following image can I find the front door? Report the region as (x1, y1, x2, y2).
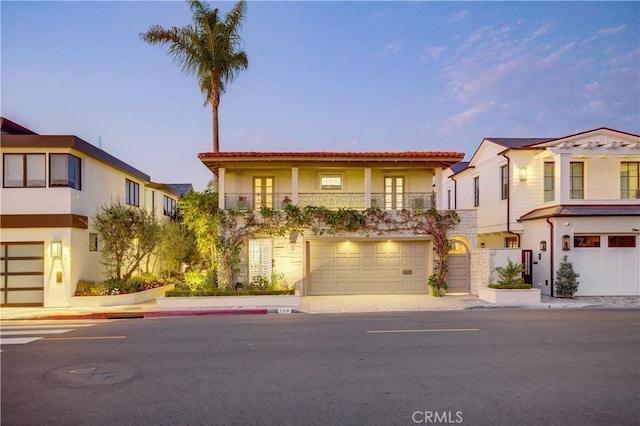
(521, 249, 533, 285)
(253, 177, 274, 209)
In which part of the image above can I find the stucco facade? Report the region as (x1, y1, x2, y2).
(1, 117, 189, 306)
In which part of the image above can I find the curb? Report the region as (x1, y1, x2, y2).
(2, 308, 269, 321)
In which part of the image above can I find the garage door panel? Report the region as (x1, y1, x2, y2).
(308, 241, 429, 295)
(1, 242, 44, 306)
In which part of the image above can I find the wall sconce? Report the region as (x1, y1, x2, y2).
(51, 240, 62, 259)
(562, 235, 570, 251)
(539, 241, 547, 251)
(519, 167, 528, 181)
(480, 242, 485, 248)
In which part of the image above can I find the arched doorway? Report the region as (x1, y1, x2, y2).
(447, 238, 470, 293)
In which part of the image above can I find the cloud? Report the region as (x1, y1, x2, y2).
(598, 24, 626, 35)
(420, 45, 446, 63)
(584, 81, 600, 92)
(447, 9, 468, 26)
(374, 41, 403, 59)
(443, 101, 495, 131)
(541, 42, 576, 67)
(523, 23, 551, 44)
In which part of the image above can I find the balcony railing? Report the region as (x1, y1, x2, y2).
(224, 192, 435, 211)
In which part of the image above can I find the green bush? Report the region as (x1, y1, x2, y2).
(488, 283, 532, 289)
(75, 280, 99, 296)
(75, 275, 170, 296)
(555, 255, 580, 297)
(493, 258, 525, 287)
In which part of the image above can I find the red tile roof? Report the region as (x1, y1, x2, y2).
(198, 151, 465, 159)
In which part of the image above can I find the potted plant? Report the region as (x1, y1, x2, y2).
(281, 195, 292, 209)
(237, 195, 248, 209)
(555, 255, 580, 297)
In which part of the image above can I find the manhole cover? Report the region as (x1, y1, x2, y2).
(44, 363, 136, 387)
(69, 367, 96, 374)
(92, 372, 117, 381)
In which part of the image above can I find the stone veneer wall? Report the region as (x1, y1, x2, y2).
(470, 248, 522, 296)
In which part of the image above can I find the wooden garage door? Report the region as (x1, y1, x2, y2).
(1, 242, 45, 306)
(308, 241, 428, 295)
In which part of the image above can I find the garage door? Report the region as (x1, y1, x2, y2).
(1, 242, 45, 306)
(308, 240, 428, 295)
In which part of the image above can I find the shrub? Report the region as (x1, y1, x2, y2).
(75, 280, 99, 296)
(492, 258, 529, 288)
(555, 255, 580, 297)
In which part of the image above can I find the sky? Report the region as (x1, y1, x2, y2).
(2, 1, 639, 191)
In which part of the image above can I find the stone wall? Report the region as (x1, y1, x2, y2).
(470, 248, 522, 295)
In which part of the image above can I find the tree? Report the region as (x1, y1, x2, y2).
(141, 0, 248, 152)
(178, 189, 220, 269)
(555, 255, 580, 297)
(92, 202, 162, 280)
(157, 221, 199, 275)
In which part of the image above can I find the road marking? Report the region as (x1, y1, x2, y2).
(367, 328, 479, 334)
(1, 329, 73, 336)
(0, 337, 43, 345)
(41, 336, 127, 341)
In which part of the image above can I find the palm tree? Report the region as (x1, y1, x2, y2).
(141, 0, 248, 152)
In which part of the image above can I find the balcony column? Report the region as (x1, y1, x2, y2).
(364, 167, 371, 208)
(291, 167, 299, 204)
(434, 167, 442, 209)
(558, 153, 570, 204)
(218, 167, 226, 209)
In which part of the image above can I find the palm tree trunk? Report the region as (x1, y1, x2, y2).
(212, 104, 219, 153)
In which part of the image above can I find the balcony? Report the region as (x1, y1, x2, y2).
(224, 192, 435, 211)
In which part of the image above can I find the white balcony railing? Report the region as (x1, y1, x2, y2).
(224, 192, 435, 210)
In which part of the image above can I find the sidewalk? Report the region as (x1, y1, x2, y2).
(0, 295, 638, 321)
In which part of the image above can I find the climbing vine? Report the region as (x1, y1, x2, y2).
(214, 204, 460, 293)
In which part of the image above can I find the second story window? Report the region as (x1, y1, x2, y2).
(620, 162, 639, 199)
(544, 162, 555, 202)
(50, 154, 81, 190)
(321, 174, 343, 190)
(473, 177, 480, 207)
(125, 179, 139, 207)
(570, 162, 584, 200)
(163, 195, 177, 219)
(3, 153, 46, 188)
(500, 165, 508, 200)
(253, 177, 274, 209)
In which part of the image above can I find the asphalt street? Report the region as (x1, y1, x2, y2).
(1, 309, 639, 426)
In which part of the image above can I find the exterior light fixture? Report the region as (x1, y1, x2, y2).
(562, 235, 570, 251)
(51, 240, 62, 259)
(519, 167, 528, 181)
(480, 242, 486, 248)
(539, 241, 547, 251)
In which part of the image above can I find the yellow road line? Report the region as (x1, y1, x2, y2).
(367, 328, 479, 334)
(41, 336, 127, 341)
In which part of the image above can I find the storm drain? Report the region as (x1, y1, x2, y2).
(45, 363, 136, 387)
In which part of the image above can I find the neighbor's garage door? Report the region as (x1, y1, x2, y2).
(1, 242, 45, 306)
(308, 240, 428, 295)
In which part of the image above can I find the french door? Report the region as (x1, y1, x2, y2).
(384, 176, 404, 210)
(253, 177, 274, 209)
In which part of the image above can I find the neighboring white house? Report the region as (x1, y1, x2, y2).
(0, 117, 191, 307)
(439, 127, 640, 296)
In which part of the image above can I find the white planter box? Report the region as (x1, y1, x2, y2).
(156, 292, 300, 309)
(478, 287, 541, 304)
(69, 284, 175, 307)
